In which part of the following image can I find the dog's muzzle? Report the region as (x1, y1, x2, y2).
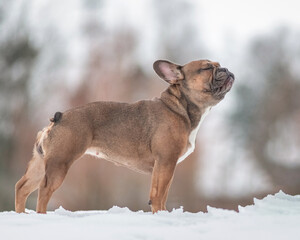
(211, 67, 235, 98)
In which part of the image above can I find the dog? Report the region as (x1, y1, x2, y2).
(15, 59, 234, 213)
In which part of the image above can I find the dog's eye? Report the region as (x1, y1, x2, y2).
(197, 66, 213, 74)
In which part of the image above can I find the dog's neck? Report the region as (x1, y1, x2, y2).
(160, 85, 208, 130)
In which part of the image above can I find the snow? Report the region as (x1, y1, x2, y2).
(1, 191, 299, 240)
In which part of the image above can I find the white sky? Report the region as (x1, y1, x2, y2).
(198, 0, 300, 54)
(100, 0, 300, 73)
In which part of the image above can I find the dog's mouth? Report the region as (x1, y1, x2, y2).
(210, 68, 235, 98)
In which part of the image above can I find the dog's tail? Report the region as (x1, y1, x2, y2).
(50, 112, 62, 123)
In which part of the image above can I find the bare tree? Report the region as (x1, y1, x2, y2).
(0, 20, 38, 210)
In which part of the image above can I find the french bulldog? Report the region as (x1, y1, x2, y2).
(15, 59, 234, 213)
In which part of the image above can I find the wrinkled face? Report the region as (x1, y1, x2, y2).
(182, 60, 235, 101)
(153, 59, 234, 106)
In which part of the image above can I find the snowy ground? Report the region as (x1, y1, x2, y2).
(1, 191, 299, 240)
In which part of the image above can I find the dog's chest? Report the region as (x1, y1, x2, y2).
(177, 108, 210, 164)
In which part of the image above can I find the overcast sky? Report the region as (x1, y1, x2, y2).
(99, 0, 300, 71)
(199, 0, 300, 52)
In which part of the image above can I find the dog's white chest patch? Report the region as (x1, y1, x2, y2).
(177, 108, 211, 164)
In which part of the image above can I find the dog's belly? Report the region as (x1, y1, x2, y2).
(177, 107, 210, 164)
(85, 148, 108, 159)
(85, 148, 154, 174)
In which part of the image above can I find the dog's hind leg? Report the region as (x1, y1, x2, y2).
(35, 145, 88, 213)
(18, 112, 92, 213)
(36, 159, 71, 214)
(35, 134, 88, 214)
(15, 153, 45, 213)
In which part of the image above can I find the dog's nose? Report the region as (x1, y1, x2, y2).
(219, 67, 234, 79)
(225, 69, 235, 80)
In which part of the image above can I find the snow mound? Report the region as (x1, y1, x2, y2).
(1, 191, 299, 240)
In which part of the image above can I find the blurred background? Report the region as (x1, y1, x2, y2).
(0, 0, 300, 212)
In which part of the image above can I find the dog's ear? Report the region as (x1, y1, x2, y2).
(153, 60, 184, 84)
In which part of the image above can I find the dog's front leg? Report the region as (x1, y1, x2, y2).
(149, 160, 176, 213)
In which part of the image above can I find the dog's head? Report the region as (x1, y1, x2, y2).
(153, 59, 234, 106)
